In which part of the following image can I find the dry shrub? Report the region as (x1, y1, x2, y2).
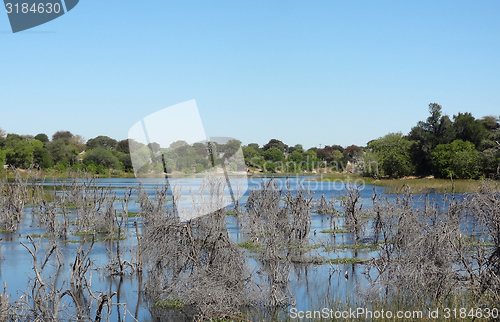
(242, 178, 313, 308)
(141, 174, 255, 320)
(367, 182, 500, 305)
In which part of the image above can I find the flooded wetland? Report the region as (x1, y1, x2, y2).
(0, 171, 498, 321)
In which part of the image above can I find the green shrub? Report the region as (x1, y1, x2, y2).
(431, 140, 480, 179)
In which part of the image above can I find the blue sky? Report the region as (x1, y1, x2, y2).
(1, 1, 499, 149)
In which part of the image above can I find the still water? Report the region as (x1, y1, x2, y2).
(0, 175, 460, 321)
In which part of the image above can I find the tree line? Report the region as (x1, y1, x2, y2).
(367, 103, 500, 179)
(0, 130, 133, 175)
(0, 130, 245, 176)
(244, 103, 500, 179)
(1, 103, 498, 179)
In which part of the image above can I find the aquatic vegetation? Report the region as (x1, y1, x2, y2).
(237, 240, 261, 252)
(153, 298, 185, 311)
(0, 170, 500, 320)
(323, 243, 379, 252)
(329, 257, 366, 264)
(320, 228, 349, 234)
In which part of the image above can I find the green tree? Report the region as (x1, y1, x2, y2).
(3, 134, 34, 168)
(131, 145, 153, 173)
(246, 155, 265, 170)
(31, 140, 53, 169)
(147, 142, 161, 154)
(0, 149, 5, 170)
(162, 149, 178, 173)
(243, 146, 260, 161)
(332, 150, 343, 161)
(263, 139, 288, 153)
(304, 149, 317, 161)
(4, 133, 23, 146)
(481, 149, 499, 178)
(52, 130, 73, 141)
(263, 147, 285, 162)
(247, 143, 264, 156)
(177, 155, 195, 172)
(481, 115, 500, 131)
(288, 144, 304, 154)
(195, 164, 205, 173)
(84, 148, 120, 169)
(169, 140, 189, 150)
(219, 139, 241, 159)
(414, 103, 454, 141)
(408, 103, 455, 175)
(452, 112, 487, 148)
(34, 133, 49, 144)
(47, 139, 79, 165)
(116, 140, 130, 154)
(304, 149, 318, 171)
(86, 136, 118, 150)
(288, 150, 304, 163)
(368, 133, 415, 178)
(4, 142, 33, 168)
(431, 140, 480, 179)
(192, 142, 208, 158)
(118, 153, 133, 171)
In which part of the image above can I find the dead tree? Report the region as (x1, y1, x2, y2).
(342, 184, 366, 241)
(0, 169, 29, 232)
(141, 174, 255, 320)
(242, 179, 313, 308)
(467, 181, 500, 297)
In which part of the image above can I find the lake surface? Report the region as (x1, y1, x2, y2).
(0, 175, 463, 321)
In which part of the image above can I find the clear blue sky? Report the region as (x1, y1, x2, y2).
(1, 1, 499, 149)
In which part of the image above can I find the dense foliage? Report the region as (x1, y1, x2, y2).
(368, 133, 414, 178)
(0, 102, 498, 178)
(242, 103, 499, 179)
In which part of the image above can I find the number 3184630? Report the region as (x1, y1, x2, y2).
(443, 308, 498, 319)
(5, 2, 61, 14)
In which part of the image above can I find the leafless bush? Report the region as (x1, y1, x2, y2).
(141, 175, 255, 320)
(368, 185, 488, 303)
(62, 173, 112, 235)
(342, 184, 367, 241)
(15, 235, 76, 320)
(242, 179, 313, 308)
(0, 233, 137, 321)
(0, 169, 29, 232)
(315, 194, 337, 214)
(0, 283, 9, 320)
(467, 181, 500, 298)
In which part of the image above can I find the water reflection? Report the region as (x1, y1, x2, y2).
(0, 176, 465, 321)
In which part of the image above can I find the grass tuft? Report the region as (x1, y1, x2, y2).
(329, 257, 368, 264)
(320, 228, 349, 234)
(237, 240, 261, 252)
(323, 243, 379, 251)
(153, 298, 185, 311)
(117, 212, 140, 217)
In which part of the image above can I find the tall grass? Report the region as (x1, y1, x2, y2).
(312, 173, 486, 193)
(373, 178, 484, 194)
